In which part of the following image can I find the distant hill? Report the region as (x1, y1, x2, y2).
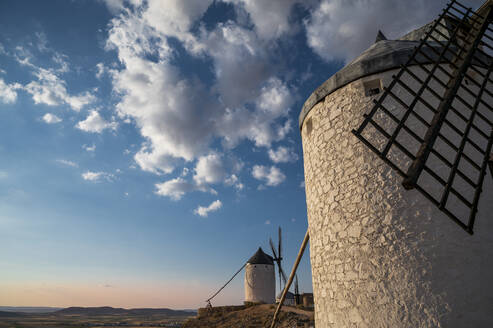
(55, 306, 193, 316)
(0, 306, 62, 313)
(0, 310, 23, 317)
(182, 309, 199, 313)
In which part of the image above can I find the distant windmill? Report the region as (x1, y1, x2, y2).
(269, 226, 287, 293)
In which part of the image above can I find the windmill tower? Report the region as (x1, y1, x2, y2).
(244, 247, 276, 304)
(207, 233, 285, 307)
(300, 1, 493, 327)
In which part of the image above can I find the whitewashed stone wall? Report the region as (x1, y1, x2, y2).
(244, 263, 275, 304)
(301, 67, 493, 327)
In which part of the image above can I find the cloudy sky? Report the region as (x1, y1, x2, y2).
(0, 0, 478, 309)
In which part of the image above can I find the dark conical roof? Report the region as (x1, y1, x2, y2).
(375, 30, 387, 43)
(247, 247, 274, 265)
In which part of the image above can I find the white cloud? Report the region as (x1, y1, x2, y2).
(102, 0, 143, 13)
(252, 165, 286, 186)
(194, 199, 222, 217)
(109, 46, 219, 173)
(102, 0, 125, 13)
(224, 174, 238, 185)
(190, 153, 244, 195)
(193, 153, 227, 186)
(95, 63, 106, 79)
(24, 68, 95, 111)
(256, 77, 294, 117)
(143, 0, 213, 44)
(83, 144, 96, 152)
(225, 174, 244, 191)
(105, 2, 296, 176)
(52, 52, 69, 73)
(19, 32, 69, 72)
(82, 171, 114, 182)
(268, 146, 298, 163)
(215, 77, 294, 149)
(304, 0, 467, 62)
(14, 46, 35, 68)
(76, 110, 117, 133)
(3, 36, 96, 110)
(265, 219, 271, 225)
(35, 32, 49, 53)
(195, 22, 270, 108)
(276, 119, 292, 141)
(227, 0, 301, 40)
(154, 177, 211, 201)
(56, 159, 78, 167)
(0, 78, 21, 104)
(42, 113, 62, 124)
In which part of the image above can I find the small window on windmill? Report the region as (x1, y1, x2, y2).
(363, 79, 382, 97)
(305, 117, 313, 136)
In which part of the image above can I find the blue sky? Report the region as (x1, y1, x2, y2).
(0, 0, 470, 309)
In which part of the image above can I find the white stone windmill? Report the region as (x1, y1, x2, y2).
(206, 234, 286, 306)
(298, 0, 493, 327)
(245, 227, 287, 304)
(244, 247, 276, 304)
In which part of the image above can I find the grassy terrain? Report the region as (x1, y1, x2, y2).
(0, 312, 193, 328)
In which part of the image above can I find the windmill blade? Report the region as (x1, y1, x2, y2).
(489, 153, 493, 177)
(352, 0, 493, 234)
(279, 264, 287, 284)
(278, 226, 282, 260)
(269, 238, 278, 259)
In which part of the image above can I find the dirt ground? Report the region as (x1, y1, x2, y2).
(182, 304, 314, 328)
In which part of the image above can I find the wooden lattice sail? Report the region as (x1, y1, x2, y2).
(353, 0, 493, 234)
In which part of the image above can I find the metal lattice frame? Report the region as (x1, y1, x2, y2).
(352, 0, 493, 234)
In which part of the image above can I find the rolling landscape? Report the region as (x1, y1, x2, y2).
(0, 307, 195, 328)
(0, 305, 315, 328)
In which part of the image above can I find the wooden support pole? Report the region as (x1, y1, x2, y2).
(205, 263, 246, 306)
(270, 229, 310, 328)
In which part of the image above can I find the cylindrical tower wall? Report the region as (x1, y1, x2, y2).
(301, 66, 493, 327)
(244, 263, 275, 304)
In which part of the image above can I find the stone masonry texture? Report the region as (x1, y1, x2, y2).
(301, 68, 493, 328)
